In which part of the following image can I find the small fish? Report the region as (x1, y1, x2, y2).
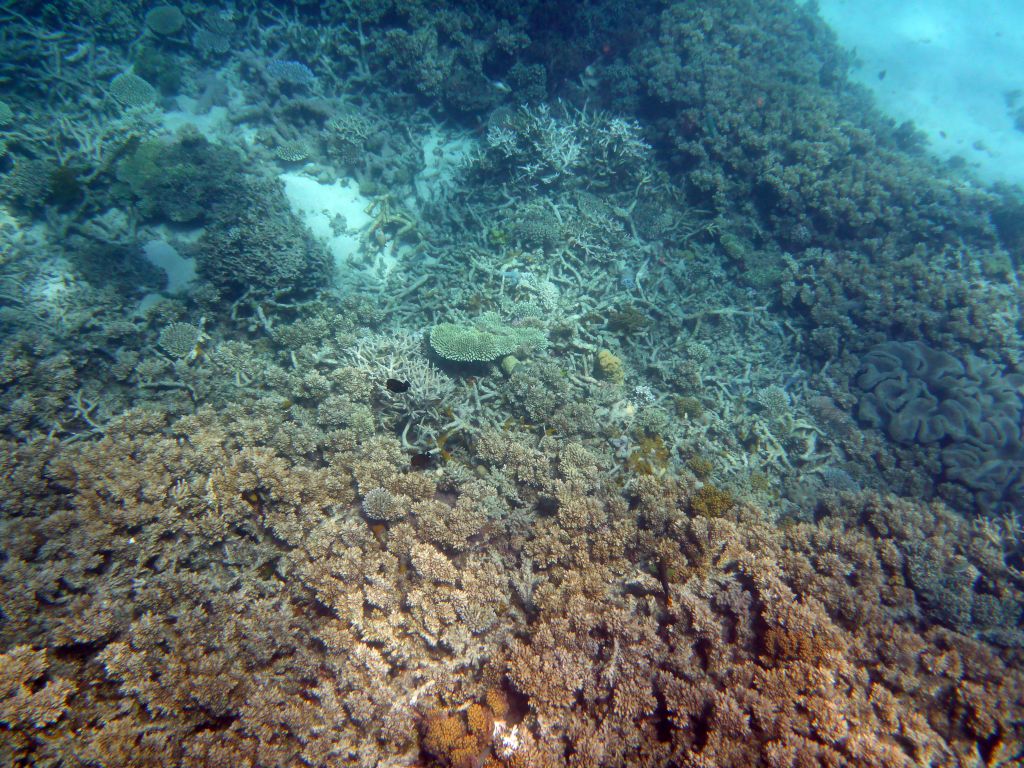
(386, 378, 410, 393)
(410, 452, 434, 470)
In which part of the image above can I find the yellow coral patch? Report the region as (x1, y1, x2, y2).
(597, 348, 625, 384)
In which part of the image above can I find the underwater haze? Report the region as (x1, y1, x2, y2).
(0, 1, 1023, 766)
(818, 0, 1024, 186)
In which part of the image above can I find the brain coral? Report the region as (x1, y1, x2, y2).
(430, 312, 546, 363)
(855, 340, 1024, 513)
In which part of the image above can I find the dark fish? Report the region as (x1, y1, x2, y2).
(410, 452, 433, 469)
(877, 69, 887, 80)
(386, 378, 410, 393)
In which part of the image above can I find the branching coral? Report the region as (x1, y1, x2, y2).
(0, 646, 76, 730)
(1, 353, 1023, 768)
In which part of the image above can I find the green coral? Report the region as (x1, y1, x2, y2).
(430, 313, 546, 363)
(144, 5, 186, 36)
(133, 44, 183, 95)
(116, 132, 243, 222)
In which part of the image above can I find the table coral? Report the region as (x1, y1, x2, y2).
(108, 72, 157, 107)
(430, 313, 546, 363)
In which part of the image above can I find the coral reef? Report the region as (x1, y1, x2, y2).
(0, 0, 1023, 766)
(0, 409, 1020, 767)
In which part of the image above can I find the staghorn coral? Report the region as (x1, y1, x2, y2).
(0, 646, 76, 730)
(0, 376, 1023, 768)
(410, 542, 460, 585)
(689, 483, 735, 518)
(414, 495, 487, 552)
(157, 321, 205, 360)
(361, 486, 407, 522)
(0, 2, 1022, 767)
(472, 102, 650, 192)
(337, 330, 463, 450)
(505, 359, 599, 437)
(755, 384, 790, 419)
(0, 645, 77, 767)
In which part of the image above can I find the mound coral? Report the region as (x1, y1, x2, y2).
(116, 132, 244, 223)
(596, 348, 625, 384)
(144, 5, 186, 36)
(195, 177, 331, 297)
